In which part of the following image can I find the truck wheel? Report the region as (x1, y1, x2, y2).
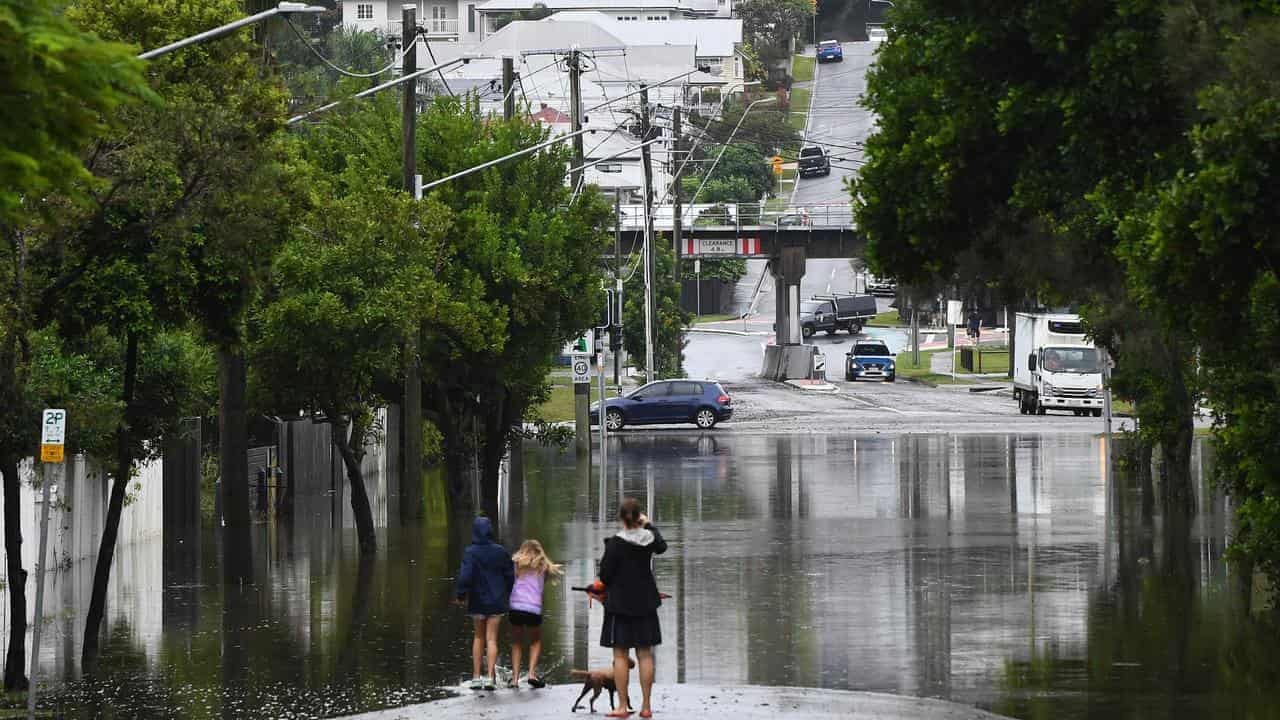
(1036, 401, 1047, 416)
(825, 328, 837, 336)
(1093, 409, 1103, 417)
(802, 324, 814, 338)
(849, 321, 863, 335)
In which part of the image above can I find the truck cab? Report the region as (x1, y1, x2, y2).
(796, 294, 878, 338)
(1013, 313, 1106, 416)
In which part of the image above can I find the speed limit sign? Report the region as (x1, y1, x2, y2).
(571, 354, 591, 384)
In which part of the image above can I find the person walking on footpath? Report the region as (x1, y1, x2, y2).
(454, 516, 514, 691)
(598, 497, 667, 718)
(508, 539, 563, 688)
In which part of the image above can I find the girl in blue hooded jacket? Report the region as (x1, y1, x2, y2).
(455, 516, 515, 690)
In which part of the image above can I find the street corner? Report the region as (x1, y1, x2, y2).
(784, 378, 840, 393)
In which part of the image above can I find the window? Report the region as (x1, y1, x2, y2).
(616, 14, 638, 21)
(597, 163, 623, 173)
(356, 3, 373, 20)
(672, 382, 702, 396)
(468, 4, 476, 32)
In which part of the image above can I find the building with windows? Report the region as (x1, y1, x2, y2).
(341, 0, 734, 44)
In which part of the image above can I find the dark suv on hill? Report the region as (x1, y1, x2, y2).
(589, 380, 733, 430)
(798, 146, 831, 178)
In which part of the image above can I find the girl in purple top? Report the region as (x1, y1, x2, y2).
(508, 539, 563, 688)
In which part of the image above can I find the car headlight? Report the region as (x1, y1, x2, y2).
(1043, 383, 1056, 396)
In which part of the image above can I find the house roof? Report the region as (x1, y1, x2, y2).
(543, 12, 741, 57)
(530, 103, 572, 123)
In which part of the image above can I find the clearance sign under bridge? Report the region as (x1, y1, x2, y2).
(683, 237, 763, 257)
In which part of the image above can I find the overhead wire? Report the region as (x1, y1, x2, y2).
(285, 17, 419, 78)
(418, 31, 455, 97)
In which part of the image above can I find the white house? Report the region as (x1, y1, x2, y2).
(340, 0, 733, 45)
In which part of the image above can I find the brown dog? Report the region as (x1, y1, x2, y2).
(569, 658, 635, 713)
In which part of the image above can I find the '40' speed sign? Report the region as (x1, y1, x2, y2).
(571, 355, 591, 384)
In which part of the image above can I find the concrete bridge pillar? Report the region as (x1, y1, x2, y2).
(773, 246, 807, 345)
(762, 246, 819, 381)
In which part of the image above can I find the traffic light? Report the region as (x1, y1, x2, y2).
(575, 335, 588, 353)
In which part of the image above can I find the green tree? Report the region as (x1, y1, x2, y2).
(852, 0, 1200, 523)
(624, 244, 690, 379)
(66, 0, 299, 611)
(1116, 10, 1280, 584)
(415, 97, 612, 518)
(252, 180, 487, 554)
(0, 0, 146, 690)
(736, 0, 815, 72)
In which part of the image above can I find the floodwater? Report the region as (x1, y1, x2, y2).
(34, 433, 1280, 719)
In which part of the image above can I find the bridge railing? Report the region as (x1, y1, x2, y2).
(615, 202, 854, 232)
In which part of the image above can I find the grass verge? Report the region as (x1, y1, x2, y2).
(789, 87, 811, 132)
(792, 54, 815, 83)
(866, 309, 905, 327)
(536, 376, 602, 423)
(692, 313, 740, 324)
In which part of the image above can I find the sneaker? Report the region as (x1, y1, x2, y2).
(469, 677, 483, 691)
(483, 677, 496, 691)
(527, 674, 546, 689)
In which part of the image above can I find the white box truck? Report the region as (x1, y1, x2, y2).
(1013, 313, 1105, 416)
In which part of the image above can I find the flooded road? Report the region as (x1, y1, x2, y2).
(35, 433, 1279, 719)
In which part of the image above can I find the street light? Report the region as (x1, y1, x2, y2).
(687, 96, 777, 207)
(137, 2, 326, 60)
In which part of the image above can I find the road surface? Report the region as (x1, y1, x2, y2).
(729, 40, 880, 320)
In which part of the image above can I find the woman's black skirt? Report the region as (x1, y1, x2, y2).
(600, 611, 662, 648)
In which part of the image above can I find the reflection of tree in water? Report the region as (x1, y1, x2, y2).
(994, 444, 1280, 719)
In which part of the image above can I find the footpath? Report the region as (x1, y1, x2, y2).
(344, 684, 1010, 720)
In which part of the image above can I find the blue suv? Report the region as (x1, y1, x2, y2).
(817, 40, 843, 63)
(590, 380, 733, 430)
(846, 341, 896, 382)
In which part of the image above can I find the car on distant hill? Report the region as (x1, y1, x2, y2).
(798, 145, 831, 178)
(590, 380, 733, 430)
(817, 40, 844, 63)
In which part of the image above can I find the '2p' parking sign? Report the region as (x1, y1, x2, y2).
(40, 409, 66, 464)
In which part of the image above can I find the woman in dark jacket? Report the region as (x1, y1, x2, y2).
(598, 497, 667, 718)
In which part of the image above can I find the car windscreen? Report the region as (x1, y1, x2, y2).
(1042, 347, 1101, 373)
(819, 41, 839, 48)
(800, 147, 823, 157)
(854, 344, 891, 356)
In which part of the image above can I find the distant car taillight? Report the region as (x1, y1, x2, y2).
(717, 394, 731, 405)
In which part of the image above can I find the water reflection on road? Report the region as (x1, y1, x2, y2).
(41, 433, 1280, 719)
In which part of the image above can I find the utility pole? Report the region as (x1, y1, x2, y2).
(502, 56, 516, 121)
(613, 189, 623, 386)
(568, 49, 585, 191)
(400, 4, 423, 523)
(671, 106, 683, 283)
(639, 84, 657, 383)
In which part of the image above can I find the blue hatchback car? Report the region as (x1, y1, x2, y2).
(590, 380, 733, 430)
(817, 40, 843, 63)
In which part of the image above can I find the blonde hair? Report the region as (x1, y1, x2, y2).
(512, 539, 564, 578)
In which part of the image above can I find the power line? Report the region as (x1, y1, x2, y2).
(285, 17, 419, 79)
(419, 33, 454, 97)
